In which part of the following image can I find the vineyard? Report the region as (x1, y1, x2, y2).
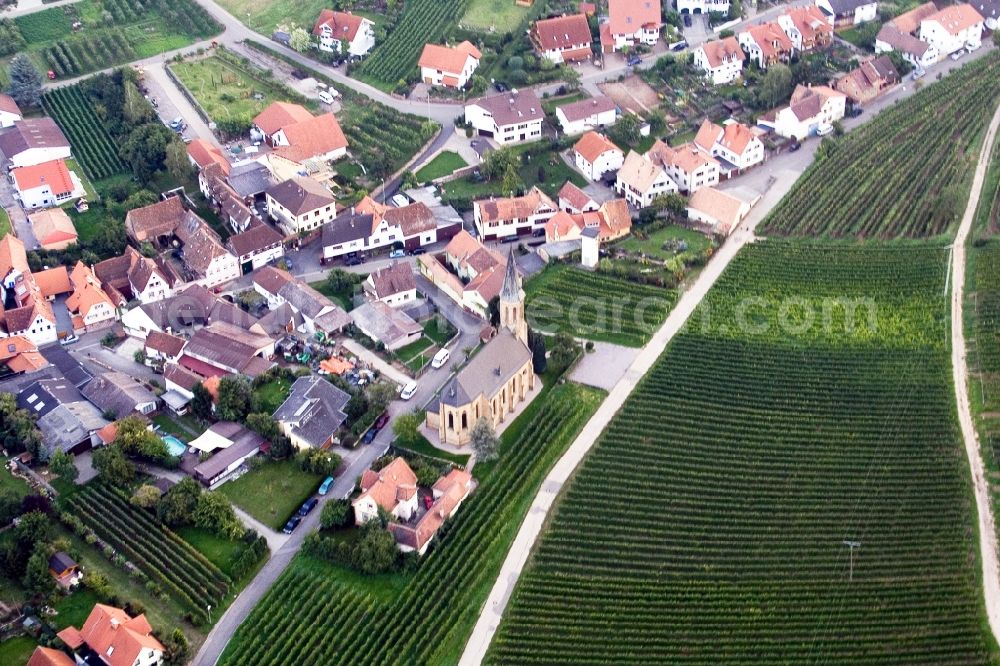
(762, 52, 1000, 238)
(219, 382, 604, 665)
(525, 264, 674, 347)
(487, 242, 996, 664)
(340, 92, 438, 179)
(358, 0, 470, 86)
(43, 85, 126, 180)
(65, 484, 231, 625)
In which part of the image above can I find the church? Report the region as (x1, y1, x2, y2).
(426, 253, 535, 447)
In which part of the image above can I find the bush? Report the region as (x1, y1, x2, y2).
(320, 499, 352, 530)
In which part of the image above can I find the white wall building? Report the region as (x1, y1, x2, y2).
(312, 10, 376, 56)
(692, 37, 746, 84)
(677, 0, 730, 14)
(465, 91, 545, 146)
(555, 96, 619, 135)
(764, 84, 847, 140)
(815, 0, 878, 26)
(419, 41, 481, 88)
(573, 131, 625, 181)
(615, 150, 678, 209)
(919, 4, 984, 56)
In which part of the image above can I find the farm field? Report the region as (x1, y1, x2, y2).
(64, 483, 231, 626)
(43, 85, 126, 180)
(415, 151, 468, 183)
(358, 0, 470, 87)
(170, 56, 284, 126)
(460, 0, 529, 33)
(763, 52, 1000, 238)
(486, 242, 995, 664)
(219, 381, 603, 665)
(525, 264, 675, 347)
(0, 0, 220, 82)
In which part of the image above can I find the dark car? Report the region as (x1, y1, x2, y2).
(297, 498, 319, 517)
(344, 254, 365, 266)
(848, 106, 863, 118)
(683, 14, 692, 27)
(671, 40, 688, 52)
(282, 515, 302, 534)
(411, 247, 427, 255)
(627, 55, 641, 67)
(789, 141, 802, 152)
(375, 413, 390, 430)
(363, 428, 378, 444)
(494, 80, 508, 92)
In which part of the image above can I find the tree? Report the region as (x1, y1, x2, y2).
(114, 416, 169, 462)
(162, 628, 191, 666)
(470, 417, 498, 461)
(158, 478, 201, 527)
(122, 80, 155, 126)
(217, 375, 252, 422)
(7, 54, 42, 108)
(298, 449, 342, 476)
(194, 492, 245, 539)
(92, 446, 136, 487)
(48, 449, 78, 484)
(756, 64, 793, 109)
(165, 140, 194, 183)
(481, 147, 519, 182)
(728, 0, 742, 20)
(609, 113, 641, 149)
(0, 488, 20, 526)
(133, 350, 147, 365)
(350, 521, 398, 574)
(22, 543, 55, 599)
(0, 393, 43, 457)
(191, 383, 214, 420)
(528, 329, 547, 374)
(130, 484, 162, 509)
(290, 27, 312, 52)
(245, 412, 292, 459)
(367, 382, 397, 413)
(120, 123, 174, 182)
(392, 411, 423, 446)
(320, 499, 352, 529)
(501, 162, 522, 197)
(325, 268, 359, 295)
(651, 193, 687, 217)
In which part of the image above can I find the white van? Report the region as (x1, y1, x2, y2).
(431, 347, 450, 369)
(815, 123, 834, 137)
(318, 90, 336, 105)
(400, 382, 418, 400)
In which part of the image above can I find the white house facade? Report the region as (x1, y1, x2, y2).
(692, 37, 746, 84)
(919, 4, 984, 56)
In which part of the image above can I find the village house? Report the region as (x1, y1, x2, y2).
(692, 37, 746, 84)
(353, 457, 418, 524)
(365, 262, 417, 306)
(356, 196, 439, 251)
(602, 0, 662, 52)
(815, 0, 878, 26)
(919, 3, 984, 56)
(761, 84, 847, 140)
(312, 10, 376, 56)
(615, 150, 678, 208)
(173, 212, 240, 289)
(226, 222, 285, 273)
(834, 56, 900, 104)
(973, 0, 1000, 28)
(124, 196, 187, 248)
(350, 300, 423, 350)
(875, 2, 940, 67)
(266, 176, 338, 235)
(738, 22, 795, 68)
(252, 266, 351, 336)
(687, 186, 754, 235)
(0, 94, 21, 128)
(474, 186, 557, 240)
(27, 647, 74, 666)
(200, 163, 258, 234)
(67, 262, 119, 332)
(573, 131, 625, 181)
(186, 138, 230, 174)
(0, 335, 48, 375)
(273, 375, 350, 449)
(48, 551, 82, 589)
(544, 198, 632, 242)
(647, 140, 720, 193)
(29, 208, 77, 250)
(777, 5, 834, 52)
(57, 604, 165, 666)
(252, 102, 348, 162)
(17, 378, 108, 457)
(530, 13, 593, 63)
(119, 283, 215, 339)
(95, 246, 177, 306)
(677, 0, 730, 13)
(558, 181, 601, 213)
(190, 421, 266, 488)
(10, 159, 86, 210)
(418, 41, 481, 88)
(177, 321, 275, 379)
(555, 96, 618, 135)
(0, 118, 70, 169)
(0, 235, 59, 346)
(427, 255, 534, 446)
(693, 119, 765, 174)
(465, 90, 545, 146)
(417, 230, 508, 319)
(81, 372, 158, 418)
(143, 330, 186, 366)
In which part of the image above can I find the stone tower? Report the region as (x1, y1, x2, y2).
(499, 249, 528, 346)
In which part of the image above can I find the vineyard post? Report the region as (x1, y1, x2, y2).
(842, 540, 861, 581)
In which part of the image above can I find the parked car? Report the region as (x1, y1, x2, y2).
(683, 14, 692, 26)
(494, 80, 508, 93)
(60, 334, 79, 346)
(627, 55, 641, 67)
(950, 48, 965, 60)
(362, 428, 378, 444)
(431, 347, 451, 369)
(423, 494, 433, 510)
(344, 254, 365, 266)
(848, 107, 863, 118)
(670, 41, 688, 52)
(375, 413, 390, 430)
(318, 90, 336, 105)
(297, 498, 319, 517)
(400, 381, 418, 400)
(789, 141, 802, 152)
(815, 123, 834, 137)
(318, 476, 334, 495)
(282, 516, 302, 534)
(389, 248, 406, 259)
(391, 193, 410, 207)
(911, 67, 926, 80)
(411, 248, 427, 255)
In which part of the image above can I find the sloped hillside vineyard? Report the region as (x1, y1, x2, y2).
(43, 85, 126, 180)
(763, 53, 1000, 238)
(487, 243, 995, 664)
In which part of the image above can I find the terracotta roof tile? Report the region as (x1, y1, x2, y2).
(252, 102, 314, 136)
(12, 159, 74, 195)
(573, 131, 622, 164)
(312, 9, 368, 40)
(608, 0, 661, 35)
(419, 41, 481, 74)
(531, 14, 592, 53)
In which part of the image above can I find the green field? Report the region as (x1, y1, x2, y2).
(763, 52, 1000, 238)
(170, 56, 284, 124)
(460, 0, 529, 33)
(415, 151, 468, 183)
(219, 380, 604, 665)
(615, 224, 711, 260)
(0, 636, 36, 666)
(488, 242, 994, 664)
(525, 264, 675, 347)
(252, 376, 293, 414)
(219, 460, 323, 530)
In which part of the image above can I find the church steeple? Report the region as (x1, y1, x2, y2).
(499, 249, 528, 346)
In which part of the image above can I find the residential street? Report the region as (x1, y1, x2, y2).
(142, 62, 224, 150)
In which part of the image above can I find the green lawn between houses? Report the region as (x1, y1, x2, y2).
(615, 224, 711, 261)
(414, 151, 468, 183)
(220, 460, 324, 530)
(0, 636, 35, 666)
(169, 56, 286, 124)
(460, 0, 530, 33)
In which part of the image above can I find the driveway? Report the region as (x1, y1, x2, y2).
(0, 173, 36, 249)
(142, 62, 222, 148)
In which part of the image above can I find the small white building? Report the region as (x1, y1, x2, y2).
(0, 94, 22, 128)
(693, 119, 765, 172)
(815, 0, 878, 26)
(10, 159, 85, 210)
(226, 223, 285, 273)
(474, 187, 558, 241)
(686, 186, 752, 235)
(602, 0, 662, 52)
(530, 13, 593, 63)
(0, 118, 71, 169)
(365, 262, 417, 307)
(555, 96, 618, 135)
(738, 22, 794, 69)
(312, 10, 376, 56)
(646, 141, 720, 194)
(580, 226, 600, 269)
(573, 131, 625, 181)
(763, 84, 846, 141)
(677, 0, 730, 14)
(692, 37, 746, 85)
(615, 150, 678, 209)
(919, 4, 984, 56)
(419, 41, 481, 88)
(465, 90, 545, 146)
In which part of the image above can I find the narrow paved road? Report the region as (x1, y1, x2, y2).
(950, 103, 1000, 647)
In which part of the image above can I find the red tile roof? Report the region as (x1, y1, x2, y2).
(27, 647, 74, 666)
(252, 102, 315, 136)
(923, 3, 984, 34)
(186, 138, 230, 175)
(11, 159, 74, 195)
(56, 604, 163, 666)
(0, 94, 20, 117)
(698, 36, 746, 69)
(573, 131, 622, 164)
(274, 112, 348, 162)
(418, 41, 481, 74)
(312, 9, 367, 40)
(531, 14, 592, 53)
(608, 0, 661, 35)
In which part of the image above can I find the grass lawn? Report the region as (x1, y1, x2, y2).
(615, 224, 711, 260)
(460, 0, 530, 33)
(415, 151, 468, 183)
(394, 336, 433, 364)
(175, 526, 244, 578)
(220, 460, 323, 530)
(394, 432, 470, 466)
(0, 636, 36, 666)
(252, 377, 292, 413)
(308, 279, 359, 311)
(405, 353, 429, 373)
(422, 317, 456, 345)
(63, 158, 97, 202)
(542, 92, 587, 116)
(0, 467, 30, 499)
(837, 22, 877, 50)
(0, 208, 10, 238)
(152, 413, 205, 439)
(52, 588, 100, 631)
(170, 56, 284, 124)
(214, 0, 329, 33)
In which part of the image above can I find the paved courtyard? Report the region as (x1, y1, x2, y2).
(569, 342, 641, 391)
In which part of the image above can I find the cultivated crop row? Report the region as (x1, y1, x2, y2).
(220, 382, 603, 665)
(487, 243, 993, 664)
(341, 100, 436, 179)
(763, 53, 1000, 238)
(359, 0, 471, 85)
(43, 85, 126, 180)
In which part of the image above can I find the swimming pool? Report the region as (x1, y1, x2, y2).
(161, 435, 186, 457)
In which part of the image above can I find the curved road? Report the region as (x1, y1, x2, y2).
(950, 104, 1000, 646)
